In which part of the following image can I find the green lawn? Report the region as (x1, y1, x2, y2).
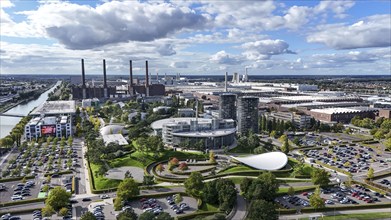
(199, 202, 219, 212)
(90, 150, 207, 190)
(219, 165, 256, 174)
(300, 212, 391, 220)
(110, 150, 206, 169)
(90, 163, 122, 190)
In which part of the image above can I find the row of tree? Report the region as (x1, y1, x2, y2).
(184, 172, 237, 212)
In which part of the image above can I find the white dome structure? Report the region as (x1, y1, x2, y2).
(231, 152, 288, 171)
(100, 125, 128, 136)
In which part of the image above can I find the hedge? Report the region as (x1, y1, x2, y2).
(176, 211, 224, 220)
(353, 180, 390, 195)
(363, 180, 391, 194)
(315, 161, 351, 175)
(1, 198, 46, 207)
(43, 170, 73, 177)
(371, 171, 391, 180)
(0, 176, 35, 183)
(278, 202, 391, 214)
(170, 166, 215, 175)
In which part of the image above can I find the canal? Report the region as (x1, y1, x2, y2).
(0, 81, 61, 139)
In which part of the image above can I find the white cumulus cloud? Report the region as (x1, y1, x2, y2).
(307, 14, 391, 49)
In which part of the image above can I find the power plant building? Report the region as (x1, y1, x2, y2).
(238, 96, 259, 134)
(72, 59, 165, 100)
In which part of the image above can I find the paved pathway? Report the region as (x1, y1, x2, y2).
(106, 166, 144, 182)
(229, 194, 247, 220)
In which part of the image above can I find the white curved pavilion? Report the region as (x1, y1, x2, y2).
(231, 152, 288, 171)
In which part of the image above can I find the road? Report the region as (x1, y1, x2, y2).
(229, 194, 247, 220)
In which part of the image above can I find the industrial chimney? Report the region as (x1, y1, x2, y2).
(129, 60, 134, 95)
(81, 59, 87, 99)
(103, 59, 108, 98)
(145, 60, 149, 96)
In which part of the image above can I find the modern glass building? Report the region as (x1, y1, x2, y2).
(237, 96, 259, 134)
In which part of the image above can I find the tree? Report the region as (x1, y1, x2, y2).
(270, 130, 277, 138)
(384, 138, 391, 151)
(311, 169, 330, 187)
(46, 186, 71, 211)
(124, 170, 133, 179)
(247, 199, 277, 220)
(184, 172, 204, 198)
(367, 167, 374, 180)
(288, 186, 295, 196)
(114, 197, 123, 211)
(293, 137, 300, 146)
(178, 162, 188, 171)
(155, 212, 174, 220)
(309, 187, 325, 210)
(59, 207, 68, 216)
(42, 205, 55, 217)
(117, 178, 140, 201)
(80, 211, 97, 220)
(246, 172, 279, 201)
(42, 185, 50, 193)
(143, 175, 154, 186)
(116, 209, 137, 220)
(345, 173, 353, 188)
(175, 193, 183, 203)
(209, 150, 216, 163)
(240, 178, 253, 198)
(281, 137, 290, 154)
(138, 211, 155, 220)
(156, 164, 165, 174)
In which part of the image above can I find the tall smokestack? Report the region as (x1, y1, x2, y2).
(103, 59, 107, 88)
(103, 59, 108, 98)
(145, 60, 149, 96)
(81, 59, 87, 99)
(81, 59, 86, 87)
(129, 60, 133, 95)
(225, 72, 228, 92)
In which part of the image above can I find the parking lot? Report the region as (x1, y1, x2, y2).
(276, 185, 391, 210)
(374, 176, 391, 189)
(128, 195, 197, 217)
(0, 137, 83, 204)
(303, 144, 390, 175)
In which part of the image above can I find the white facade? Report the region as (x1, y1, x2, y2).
(231, 152, 288, 170)
(24, 115, 72, 140)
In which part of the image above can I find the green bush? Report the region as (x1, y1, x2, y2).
(1, 198, 46, 207)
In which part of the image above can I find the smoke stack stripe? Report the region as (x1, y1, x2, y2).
(81, 59, 86, 87)
(103, 59, 107, 88)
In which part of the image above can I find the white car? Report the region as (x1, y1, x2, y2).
(11, 195, 23, 201)
(99, 194, 109, 199)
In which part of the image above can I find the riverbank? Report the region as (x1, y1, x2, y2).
(0, 84, 56, 114)
(0, 81, 61, 139)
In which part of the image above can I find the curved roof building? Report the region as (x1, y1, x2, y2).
(231, 152, 288, 171)
(151, 117, 236, 149)
(100, 125, 128, 136)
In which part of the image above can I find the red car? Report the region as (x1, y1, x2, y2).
(302, 192, 308, 196)
(140, 198, 147, 203)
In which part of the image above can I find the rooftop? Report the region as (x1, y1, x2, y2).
(310, 107, 374, 114)
(172, 128, 236, 137)
(30, 101, 76, 116)
(102, 134, 129, 146)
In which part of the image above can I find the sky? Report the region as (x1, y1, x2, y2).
(0, 0, 390, 76)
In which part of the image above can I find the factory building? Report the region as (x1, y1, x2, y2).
(219, 93, 237, 121)
(309, 107, 378, 123)
(237, 96, 259, 134)
(264, 111, 312, 129)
